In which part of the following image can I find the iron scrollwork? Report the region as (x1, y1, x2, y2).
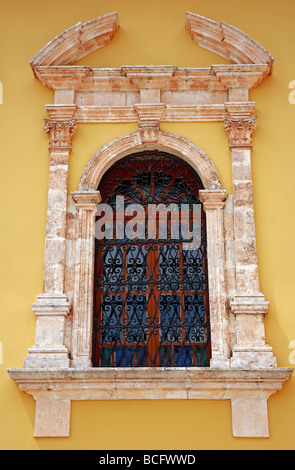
(93, 151, 211, 368)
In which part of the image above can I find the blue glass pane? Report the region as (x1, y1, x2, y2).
(103, 246, 124, 292)
(184, 294, 208, 343)
(160, 295, 181, 342)
(175, 345, 193, 367)
(102, 295, 123, 343)
(115, 346, 134, 367)
(159, 345, 172, 367)
(135, 346, 148, 367)
(159, 245, 180, 291)
(127, 245, 147, 292)
(183, 248, 207, 290)
(126, 295, 147, 343)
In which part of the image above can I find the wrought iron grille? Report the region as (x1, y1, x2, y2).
(93, 151, 211, 368)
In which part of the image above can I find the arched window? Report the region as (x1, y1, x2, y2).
(93, 151, 211, 368)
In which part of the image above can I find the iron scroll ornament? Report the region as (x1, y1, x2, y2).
(93, 151, 211, 368)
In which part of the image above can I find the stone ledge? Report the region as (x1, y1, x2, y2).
(7, 367, 293, 401)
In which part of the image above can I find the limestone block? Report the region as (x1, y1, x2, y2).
(34, 399, 71, 437)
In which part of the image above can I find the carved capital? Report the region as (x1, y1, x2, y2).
(199, 189, 228, 211)
(44, 119, 77, 151)
(72, 191, 101, 211)
(224, 115, 257, 148)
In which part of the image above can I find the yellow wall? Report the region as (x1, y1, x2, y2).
(0, 0, 295, 450)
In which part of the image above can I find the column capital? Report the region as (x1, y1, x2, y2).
(44, 119, 77, 152)
(224, 114, 257, 149)
(72, 191, 101, 210)
(199, 189, 228, 210)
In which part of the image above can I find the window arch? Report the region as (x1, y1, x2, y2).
(92, 151, 211, 368)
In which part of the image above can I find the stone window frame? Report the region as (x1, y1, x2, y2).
(8, 12, 292, 439)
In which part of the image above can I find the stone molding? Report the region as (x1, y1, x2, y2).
(72, 190, 102, 210)
(79, 131, 222, 192)
(30, 13, 119, 72)
(185, 12, 274, 75)
(7, 12, 293, 439)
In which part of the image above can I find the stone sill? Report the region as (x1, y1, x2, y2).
(7, 367, 293, 437)
(7, 367, 293, 401)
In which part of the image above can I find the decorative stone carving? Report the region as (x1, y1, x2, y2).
(224, 115, 257, 148)
(44, 119, 77, 151)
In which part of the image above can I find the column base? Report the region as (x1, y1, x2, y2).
(24, 347, 70, 369)
(24, 293, 71, 369)
(231, 346, 277, 369)
(210, 357, 231, 369)
(70, 357, 92, 369)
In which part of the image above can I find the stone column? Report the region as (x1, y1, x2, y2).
(199, 189, 230, 368)
(24, 111, 77, 369)
(71, 191, 101, 368)
(224, 103, 276, 368)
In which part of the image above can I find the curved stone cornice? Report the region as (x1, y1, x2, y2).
(30, 12, 119, 75)
(185, 12, 274, 76)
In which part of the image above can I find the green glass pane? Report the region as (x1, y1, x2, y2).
(195, 345, 209, 367)
(101, 347, 112, 367)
